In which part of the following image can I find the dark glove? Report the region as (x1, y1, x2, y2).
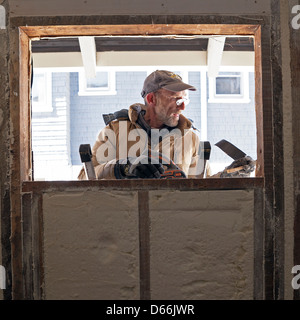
(159, 157, 187, 179)
(114, 154, 165, 179)
(220, 156, 256, 178)
(146, 151, 186, 179)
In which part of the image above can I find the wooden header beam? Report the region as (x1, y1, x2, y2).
(20, 24, 260, 38)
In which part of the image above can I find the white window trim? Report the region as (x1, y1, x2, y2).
(208, 71, 250, 104)
(31, 69, 53, 112)
(78, 69, 117, 96)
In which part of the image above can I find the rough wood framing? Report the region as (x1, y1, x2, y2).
(22, 191, 43, 300)
(260, 20, 275, 301)
(20, 24, 260, 38)
(288, 0, 300, 301)
(138, 191, 151, 300)
(271, 0, 285, 300)
(11, 20, 276, 300)
(9, 26, 24, 300)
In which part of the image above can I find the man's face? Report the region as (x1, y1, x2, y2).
(155, 89, 188, 127)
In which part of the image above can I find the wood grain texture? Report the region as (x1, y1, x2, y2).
(20, 24, 260, 38)
(138, 191, 151, 300)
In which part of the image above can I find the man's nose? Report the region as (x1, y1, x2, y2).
(177, 101, 185, 110)
(176, 98, 189, 110)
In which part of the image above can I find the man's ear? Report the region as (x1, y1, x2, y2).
(145, 92, 156, 106)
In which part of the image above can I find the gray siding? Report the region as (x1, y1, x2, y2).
(70, 71, 146, 165)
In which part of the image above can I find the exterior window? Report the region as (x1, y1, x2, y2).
(216, 75, 241, 95)
(208, 71, 250, 103)
(31, 70, 53, 112)
(78, 70, 117, 96)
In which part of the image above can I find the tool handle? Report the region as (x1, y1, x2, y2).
(79, 144, 96, 180)
(225, 165, 244, 174)
(225, 160, 257, 174)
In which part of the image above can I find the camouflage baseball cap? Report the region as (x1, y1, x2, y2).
(141, 70, 196, 98)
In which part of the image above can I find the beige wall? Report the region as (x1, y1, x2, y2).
(43, 191, 140, 300)
(149, 190, 254, 300)
(43, 189, 253, 300)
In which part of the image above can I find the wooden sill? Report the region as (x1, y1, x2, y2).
(22, 177, 264, 193)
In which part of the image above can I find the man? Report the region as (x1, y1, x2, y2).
(78, 70, 254, 180)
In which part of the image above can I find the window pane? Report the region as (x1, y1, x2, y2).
(86, 72, 108, 89)
(216, 76, 241, 95)
(32, 73, 46, 103)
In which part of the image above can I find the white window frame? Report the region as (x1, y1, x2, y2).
(208, 70, 250, 104)
(78, 69, 117, 96)
(31, 69, 53, 112)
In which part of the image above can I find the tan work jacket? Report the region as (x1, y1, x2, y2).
(78, 103, 211, 180)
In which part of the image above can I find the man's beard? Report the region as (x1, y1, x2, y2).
(164, 117, 179, 127)
(157, 110, 180, 128)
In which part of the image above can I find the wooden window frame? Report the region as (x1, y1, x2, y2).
(19, 24, 264, 182)
(10, 22, 272, 300)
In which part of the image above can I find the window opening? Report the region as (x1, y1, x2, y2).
(208, 70, 251, 104)
(216, 73, 241, 95)
(20, 25, 262, 181)
(31, 65, 256, 180)
(78, 69, 117, 96)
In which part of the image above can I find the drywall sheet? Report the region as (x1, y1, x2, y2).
(43, 190, 139, 300)
(149, 189, 254, 300)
